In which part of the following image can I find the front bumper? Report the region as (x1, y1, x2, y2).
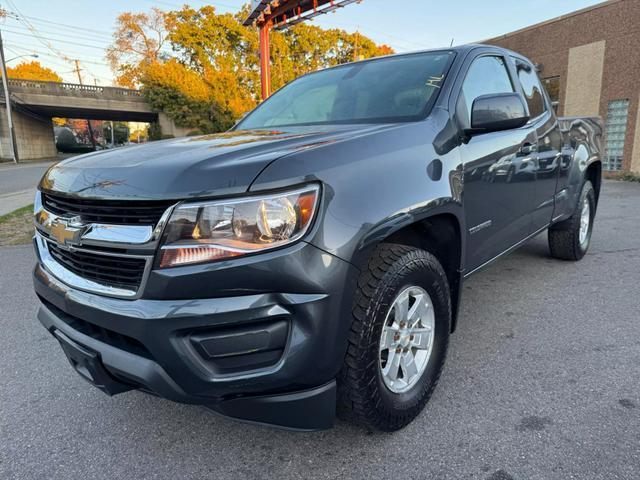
(34, 241, 359, 430)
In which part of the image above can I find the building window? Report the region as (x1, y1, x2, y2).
(543, 76, 560, 113)
(604, 99, 629, 171)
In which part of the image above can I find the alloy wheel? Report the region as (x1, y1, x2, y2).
(379, 286, 435, 393)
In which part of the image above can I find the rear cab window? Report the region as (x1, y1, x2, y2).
(511, 56, 547, 120)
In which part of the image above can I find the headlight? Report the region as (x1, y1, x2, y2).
(158, 185, 320, 268)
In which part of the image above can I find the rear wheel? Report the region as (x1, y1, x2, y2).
(548, 180, 595, 261)
(337, 243, 451, 431)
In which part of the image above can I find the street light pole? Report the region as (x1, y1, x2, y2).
(0, 29, 19, 164)
(73, 59, 97, 150)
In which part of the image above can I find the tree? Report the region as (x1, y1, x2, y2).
(7, 61, 66, 125)
(165, 6, 261, 118)
(101, 121, 130, 145)
(108, 6, 394, 135)
(141, 59, 235, 133)
(7, 61, 62, 82)
(106, 7, 171, 88)
(275, 24, 393, 84)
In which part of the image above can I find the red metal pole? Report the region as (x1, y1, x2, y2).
(259, 22, 272, 100)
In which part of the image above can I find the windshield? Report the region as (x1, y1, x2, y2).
(237, 51, 455, 129)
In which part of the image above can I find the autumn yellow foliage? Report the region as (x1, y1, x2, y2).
(109, 5, 394, 133)
(7, 61, 62, 82)
(142, 60, 210, 102)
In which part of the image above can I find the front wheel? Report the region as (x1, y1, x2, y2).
(548, 180, 595, 261)
(337, 244, 451, 431)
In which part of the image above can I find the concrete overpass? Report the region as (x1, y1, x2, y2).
(0, 79, 190, 161)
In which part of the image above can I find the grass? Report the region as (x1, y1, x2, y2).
(0, 204, 34, 246)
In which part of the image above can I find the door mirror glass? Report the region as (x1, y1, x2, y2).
(469, 93, 529, 135)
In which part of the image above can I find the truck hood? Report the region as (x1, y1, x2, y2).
(40, 125, 386, 200)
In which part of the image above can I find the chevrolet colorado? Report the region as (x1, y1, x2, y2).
(33, 45, 602, 431)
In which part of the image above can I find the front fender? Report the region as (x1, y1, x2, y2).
(351, 197, 464, 271)
(248, 120, 465, 270)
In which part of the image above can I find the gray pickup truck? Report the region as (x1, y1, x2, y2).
(33, 44, 602, 431)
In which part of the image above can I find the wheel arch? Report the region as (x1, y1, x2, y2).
(585, 160, 602, 206)
(354, 209, 464, 333)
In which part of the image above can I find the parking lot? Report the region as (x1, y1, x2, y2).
(1, 180, 639, 480)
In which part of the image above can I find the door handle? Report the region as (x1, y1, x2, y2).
(519, 143, 538, 155)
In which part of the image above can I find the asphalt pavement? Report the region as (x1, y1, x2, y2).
(0, 161, 59, 216)
(1, 180, 639, 480)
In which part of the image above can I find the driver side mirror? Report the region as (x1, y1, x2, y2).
(467, 93, 529, 136)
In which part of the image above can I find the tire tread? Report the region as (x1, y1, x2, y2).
(336, 243, 450, 431)
(549, 181, 594, 261)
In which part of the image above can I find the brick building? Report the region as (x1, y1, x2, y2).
(487, 0, 640, 174)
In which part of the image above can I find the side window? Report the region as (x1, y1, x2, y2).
(513, 57, 547, 119)
(459, 56, 514, 126)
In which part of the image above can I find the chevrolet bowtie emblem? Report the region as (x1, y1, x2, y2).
(50, 217, 86, 247)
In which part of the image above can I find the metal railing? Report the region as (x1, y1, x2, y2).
(6, 78, 144, 101)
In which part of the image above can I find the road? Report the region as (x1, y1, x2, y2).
(0, 161, 57, 216)
(1, 180, 639, 480)
(0, 162, 56, 196)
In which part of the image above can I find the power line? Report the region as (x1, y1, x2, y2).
(3, 42, 112, 85)
(5, 47, 71, 70)
(3, 0, 110, 88)
(4, 22, 113, 44)
(0, 29, 109, 51)
(3, 44, 110, 67)
(324, 20, 428, 49)
(4, 0, 75, 63)
(1, 26, 110, 50)
(2, 26, 109, 83)
(136, 0, 239, 10)
(3, 11, 113, 37)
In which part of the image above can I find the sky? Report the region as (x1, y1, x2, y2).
(1, 0, 605, 85)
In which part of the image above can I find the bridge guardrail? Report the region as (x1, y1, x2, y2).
(6, 79, 145, 102)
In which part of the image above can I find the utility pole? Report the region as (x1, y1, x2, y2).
(258, 21, 271, 100)
(0, 28, 19, 164)
(353, 30, 360, 62)
(73, 59, 96, 149)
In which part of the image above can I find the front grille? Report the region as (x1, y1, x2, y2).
(48, 243, 146, 291)
(42, 192, 174, 225)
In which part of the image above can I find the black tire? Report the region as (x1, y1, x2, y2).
(548, 180, 595, 261)
(337, 243, 451, 431)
